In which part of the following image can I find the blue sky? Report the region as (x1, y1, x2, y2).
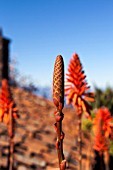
(0, 0, 113, 89)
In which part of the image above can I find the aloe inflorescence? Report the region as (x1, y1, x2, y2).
(53, 55, 64, 111)
(65, 53, 94, 170)
(53, 55, 66, 170)
(65, 53, 94, 117)
(93, 107, 113, 170)
(0, 79, 18, 170)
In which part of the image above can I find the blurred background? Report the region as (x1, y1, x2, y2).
(0, 1, 113, 170)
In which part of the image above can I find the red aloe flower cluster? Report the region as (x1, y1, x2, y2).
(0, 79, 18, 126)
(65, 53, 94, 117)
(0, 79, 18, 170)
(93, 107, 113, 153)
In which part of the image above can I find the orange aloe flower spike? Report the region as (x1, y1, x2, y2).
(65, 52, 94, 117)
(93, 107, 112, 153)
(65, 52, 94, 170)
(0, 79, 18, 125)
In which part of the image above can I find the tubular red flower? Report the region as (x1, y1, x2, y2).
(93, 107, 112, 152)
(0, 79, 18, 124)
(65, 53, 94, 117)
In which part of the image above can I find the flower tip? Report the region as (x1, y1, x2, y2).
(2, 79, 8, 87)
(56, 55, 63, 61)
(72, 52, 79, 58)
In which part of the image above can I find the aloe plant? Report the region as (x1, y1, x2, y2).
(65, 53, 94, 170)
(0, 79, 18, 170)
(93, 107, 113, 170)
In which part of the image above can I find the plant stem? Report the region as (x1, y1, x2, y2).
(8, 107, 14, 170)
(100, 153, 105, 170)
(9, 137, 14, 170)
(55, 110, 65, 169)
(57, 117, 64, 165)
(77, 107, 82, 170)
(104, 151, 109, 170)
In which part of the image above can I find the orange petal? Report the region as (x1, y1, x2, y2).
(81, 100, 87, 112)
(84, 96, 95, 102)
(3, 114, 9, 124)
(0, 108, 3, 118)
(72, 94, 78, 106)
(77, 97, 82, 107)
